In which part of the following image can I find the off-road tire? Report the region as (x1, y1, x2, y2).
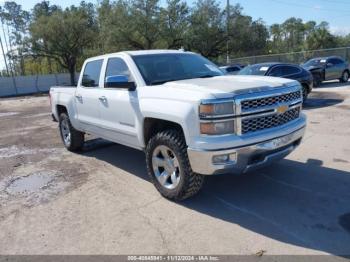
(146, 130, 204, 201)
(340, 71, 349, 83)
(59, 113, 84, 152)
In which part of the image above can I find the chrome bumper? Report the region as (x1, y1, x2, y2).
(187, 126, 305, 175)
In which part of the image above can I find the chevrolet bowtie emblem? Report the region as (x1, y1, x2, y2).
(276, 105, 288, 114)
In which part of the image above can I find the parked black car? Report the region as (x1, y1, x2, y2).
(238, 62, 313, 100)
(220, 64, 245, 75)
(302, 56, 350, 87)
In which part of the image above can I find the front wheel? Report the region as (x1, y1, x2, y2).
(59, 113, 84, 152)
(302, 85, 309, 101)
(340, 71, 349, 83)
(146, 130, 204, 201)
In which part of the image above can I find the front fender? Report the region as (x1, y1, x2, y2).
(139, 98, 199, 147)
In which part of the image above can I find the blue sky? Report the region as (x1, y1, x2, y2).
(4, 0, 350, 35)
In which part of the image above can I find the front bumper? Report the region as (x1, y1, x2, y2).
(187, 126, 305, 175)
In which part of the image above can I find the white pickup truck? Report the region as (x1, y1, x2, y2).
(50, 50, 306, 200)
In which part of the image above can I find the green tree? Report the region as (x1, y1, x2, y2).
(226, 4, 268, 57)
(128, 0, 163, 49)
(31, 1, 61, 74)
(187, 0, 225, 58)
(98, 0, 164, 51)
(305, 22, 336, 50)
(159, 0, 189, 49)
(29, 3, 97, 85)
(0, 1, 30, 75)
(97, 0, 132, 53)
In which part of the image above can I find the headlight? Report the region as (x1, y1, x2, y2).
(199, 101, 234, 118)
(200, 121, 234, 135)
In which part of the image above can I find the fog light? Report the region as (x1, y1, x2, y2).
(213, 154, 229, 164)
(212, 152, 237, 164)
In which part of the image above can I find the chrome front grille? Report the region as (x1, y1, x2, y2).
(241, 91, 301, 112)
(241, 107, 300, 134)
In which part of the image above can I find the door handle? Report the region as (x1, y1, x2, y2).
(99, 96, 107, 102)
(75, 94, 82, 99)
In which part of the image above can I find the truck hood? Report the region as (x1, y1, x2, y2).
(163, 75, 299, 99)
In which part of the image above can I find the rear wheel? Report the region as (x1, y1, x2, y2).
(146, 130, 204, 201)
(59, 113, 84, 152)
(340, 71, 349, 83)
(313, 74, 322, 87)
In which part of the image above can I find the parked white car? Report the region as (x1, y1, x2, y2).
(50, 50, 306, 200)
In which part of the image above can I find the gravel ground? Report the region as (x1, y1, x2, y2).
(0, 82, 349, 256)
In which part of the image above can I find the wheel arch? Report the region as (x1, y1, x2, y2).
(301, 82, 311, 93)
(56, 104, 68, 116)
(143, 118, 186, 146)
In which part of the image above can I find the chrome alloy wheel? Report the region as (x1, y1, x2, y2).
(343, 71, 349, 82)
(152, 145, 181, 190)
(60, 118, 71, 147)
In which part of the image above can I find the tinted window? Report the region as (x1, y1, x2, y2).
(269, 66, 283, 77)
(238, 64, 270, 76)
(281, 66, 301, 76)
(82, 60, 103, 87)
(328, 58, 336, 65)
(132, 53, 223, 85)
(330, 58, 343, 65)
(304, 58, 326, 67)
(226, 66, 240, 72)
(105, 57, 133, 81)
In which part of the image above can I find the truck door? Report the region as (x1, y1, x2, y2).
(75, 59, 104, 132)
(97, 57, 140, 148)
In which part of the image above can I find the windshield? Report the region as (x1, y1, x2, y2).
(303, 58, 326, 67)
(238, 64, 270, 76)
(131, 53, 223, 85)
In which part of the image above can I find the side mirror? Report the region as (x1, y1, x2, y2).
(105, 75, 136, 91)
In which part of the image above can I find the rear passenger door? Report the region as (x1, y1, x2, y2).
(75, 59, 104, 132)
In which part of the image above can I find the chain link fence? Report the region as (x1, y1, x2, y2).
(228, 47, 350, 66)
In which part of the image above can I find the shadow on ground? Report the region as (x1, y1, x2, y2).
(82, 139, 350, 256)
(317, 81, 350, 89)
(304, 91, 344, 110)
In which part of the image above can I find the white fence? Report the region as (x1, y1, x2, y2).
(0, 73, 79, 97)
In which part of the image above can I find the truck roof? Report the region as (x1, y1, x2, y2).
(125, 49, 188, 56)
(86, 49, 190, 61)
